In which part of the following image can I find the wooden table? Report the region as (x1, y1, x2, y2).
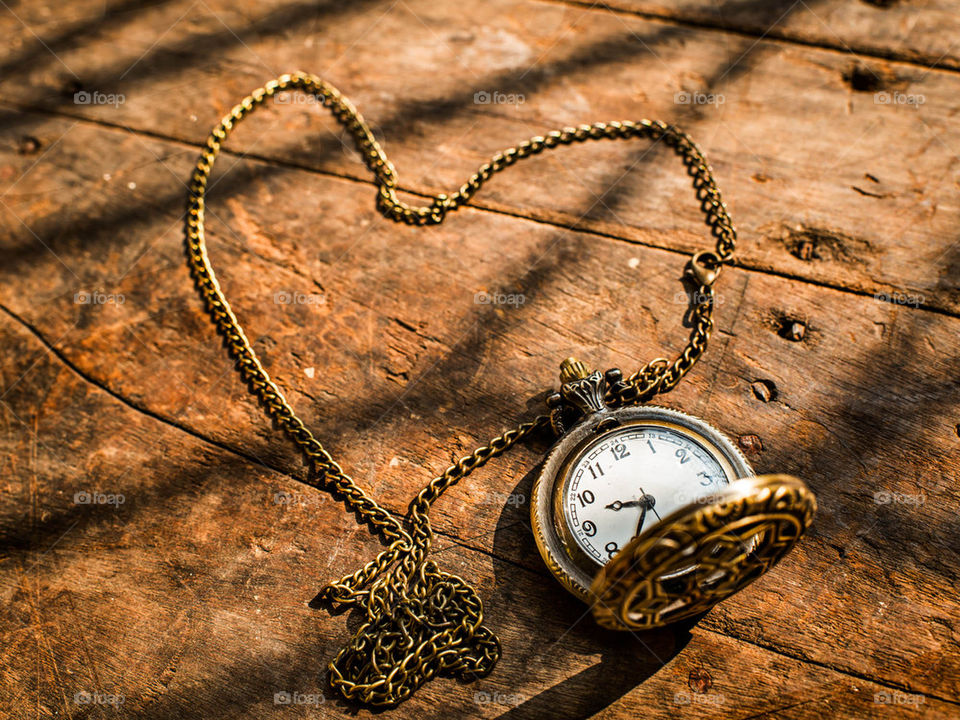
(1, 1, 958, 717)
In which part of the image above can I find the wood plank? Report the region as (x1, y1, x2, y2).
(1, 312, 956, 719)
(1, 0, 959, 315)
(0, 110, 958, 711)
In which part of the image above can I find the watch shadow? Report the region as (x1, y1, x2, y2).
(488, 457, 697, 719)
(494, 625, 695, 720)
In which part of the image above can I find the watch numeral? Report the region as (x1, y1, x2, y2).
(675, 448, 691, 464)
(647, 440, 656, 453)
(577, 490, 596, 507)
(605, 541, 619, 559)
(587, 462, 604, 479)
(610, 443, 631, 460)
(582, 520, 597, 537)
(697, 471, 713, 486)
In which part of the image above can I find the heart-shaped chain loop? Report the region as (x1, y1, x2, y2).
(184, 72, 738, 706)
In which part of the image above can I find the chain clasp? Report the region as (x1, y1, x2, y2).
(688, 251, 723, 287)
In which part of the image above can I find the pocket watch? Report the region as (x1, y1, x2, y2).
(532, 358, 816, 631)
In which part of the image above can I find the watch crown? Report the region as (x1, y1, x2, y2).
(549, 357, 614, 435)
(559, 357, 589, 384)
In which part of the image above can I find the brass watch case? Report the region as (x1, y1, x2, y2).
(530, 404, 817, 631)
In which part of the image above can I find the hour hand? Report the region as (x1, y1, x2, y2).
(606, 498, 650, 511)
(606, 499, 643, 511)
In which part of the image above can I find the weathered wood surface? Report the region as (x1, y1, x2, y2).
(1, 1, 958, 718)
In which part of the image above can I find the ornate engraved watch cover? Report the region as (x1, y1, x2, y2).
(531, 358, 817, 631)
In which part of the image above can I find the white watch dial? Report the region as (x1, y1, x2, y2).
(562, 424, 731, 565)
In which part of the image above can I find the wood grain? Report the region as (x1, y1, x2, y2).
(1, 1, 958, 718)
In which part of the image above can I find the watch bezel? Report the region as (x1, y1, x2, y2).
(530, 404, 755, 603)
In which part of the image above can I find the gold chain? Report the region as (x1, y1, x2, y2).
(184, 72, 737, 707)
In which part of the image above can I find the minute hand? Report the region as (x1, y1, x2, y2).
(634, 504, 648, 536)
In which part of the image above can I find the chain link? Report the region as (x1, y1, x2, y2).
(184, 72, 737, 707)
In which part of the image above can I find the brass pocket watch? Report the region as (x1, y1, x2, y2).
(184, 73, 818, 706)
(532, 358, 816, 631)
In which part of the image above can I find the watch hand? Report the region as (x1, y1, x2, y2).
(606, 499, 646, 510)
(634, 490, 658, 535)
(635, 504, 648, 535)
(607, 487, 661, 515)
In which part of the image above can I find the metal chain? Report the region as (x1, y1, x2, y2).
(183, 72, 737, 707)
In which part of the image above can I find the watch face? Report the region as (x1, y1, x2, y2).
(559, 421, 734, 566)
